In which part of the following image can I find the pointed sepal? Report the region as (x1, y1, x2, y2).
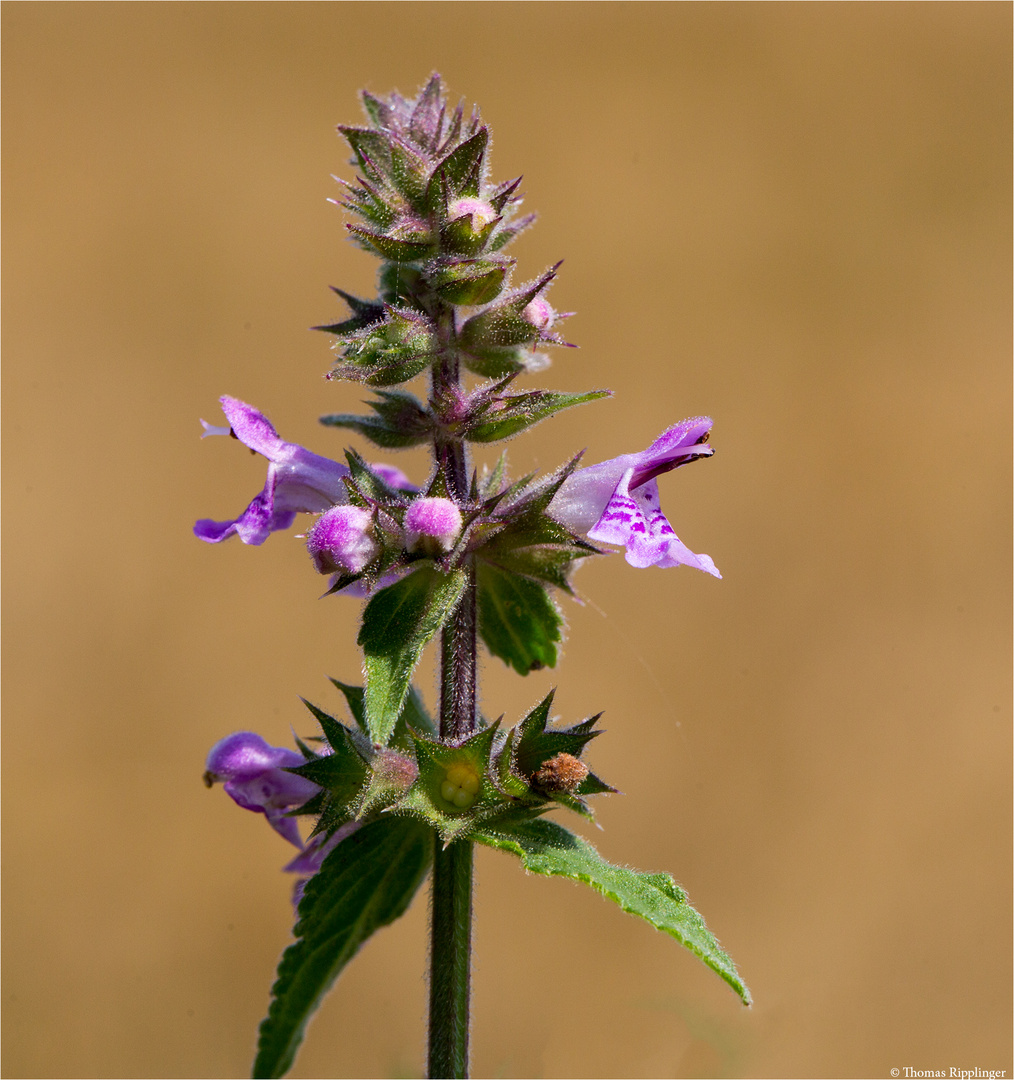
(392, 724, 509, 844)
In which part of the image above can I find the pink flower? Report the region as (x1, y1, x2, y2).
(549, 416, 720, 576)
(194, 397, 416, 546)
(306, 506, 379, 574)
(404, 496, 463, 552)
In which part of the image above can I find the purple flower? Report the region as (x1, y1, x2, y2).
(194, 397, 353, 545)
(285, 821, 362, 908)
(204, 731, 319, 848)
(549, 416, 720, 577)
(404, 496, 463, 553)
(306, 505, 379, 574)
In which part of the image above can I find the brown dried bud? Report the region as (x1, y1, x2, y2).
(532, 752, 589, 793)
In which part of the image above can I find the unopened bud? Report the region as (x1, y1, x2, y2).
(307, 505, 379, 574)
(404, 497, 463, 553)
(522, 296, 555, 331)
(443, 198, 500, 256)
(448, 198, 497, 231)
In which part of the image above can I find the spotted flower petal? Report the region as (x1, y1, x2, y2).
(550, 416, 719, 576)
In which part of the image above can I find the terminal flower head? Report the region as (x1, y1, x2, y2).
(549, 416, 720, 577)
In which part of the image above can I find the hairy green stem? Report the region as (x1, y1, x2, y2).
(427, 836, 473, 1079)
(428, 324, 476, 1079)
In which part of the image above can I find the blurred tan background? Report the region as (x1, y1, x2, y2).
(3, 4, 1010, 1078)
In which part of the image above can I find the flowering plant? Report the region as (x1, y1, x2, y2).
(198, 75, 749, 1079)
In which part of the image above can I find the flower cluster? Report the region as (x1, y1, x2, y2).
(195, 396, 718, 580)
(204, 688, 614, 896)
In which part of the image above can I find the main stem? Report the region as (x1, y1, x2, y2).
(429, 346, 477, 1080)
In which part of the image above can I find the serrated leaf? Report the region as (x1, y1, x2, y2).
(464, 390, 610, 444)
(476, 561, 561, 674)
(473, 817, 752, 1006)
(253, 817, 433, 1078)
(358, 566, 467, 744)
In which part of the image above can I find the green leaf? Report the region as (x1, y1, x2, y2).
(326, 678, 437, 750)
(464, 389, 611, 444)
(473, 817, 752, 1006)
(476, 561, 561, 674)
(358, 566, 467, 744)
(253, 817, 434, 1079)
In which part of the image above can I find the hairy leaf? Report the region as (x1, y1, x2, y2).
(473, 817, 751, 1006)
(359, 566, 466, 744)
(476, 561, 561, 674)
(253, 818, 433, 1078)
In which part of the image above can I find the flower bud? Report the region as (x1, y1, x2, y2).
(442, 198, 501, 255)
(306, 505, 379, 574)
(404, 496, 463, 553)
(447, 197, 497, 231)
(522, 296, 555, 331)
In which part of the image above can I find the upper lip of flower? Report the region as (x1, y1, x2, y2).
(194, 396, 352, 546)
(194, 397, 421, 548)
